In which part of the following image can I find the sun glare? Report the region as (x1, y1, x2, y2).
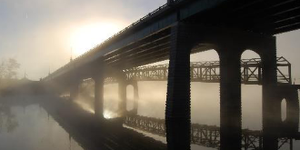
(70, 22, 123, 57)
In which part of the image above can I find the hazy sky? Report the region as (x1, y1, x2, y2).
(0, 0, 300, 81)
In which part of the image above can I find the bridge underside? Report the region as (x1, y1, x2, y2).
(46, 0, 300, 84)
(45, 22, 300, 150)
(44, 1, 300, 150)
(102, 0, 300, 70)
(186, 0, 300, 35)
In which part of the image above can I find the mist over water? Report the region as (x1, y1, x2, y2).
(0, 97, 84, 150)
(135, 81, 300, 149)
(133, 81, 262, 130)
(82, 80, 297, 150)
(70, 48, 300, 149)
(0, 0, 299, 149)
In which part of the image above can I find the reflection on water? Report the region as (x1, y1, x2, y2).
(74, 98, 120, 119)
(0, 98, 84, 150)
(0, 104, 19, 133)
(127, 81, 300, 150)
(75, 81, 300, 150)
(74, 100, 94, 114)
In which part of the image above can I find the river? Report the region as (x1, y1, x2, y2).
(0, 82, 299, 150)
(0, 96, 84, 150)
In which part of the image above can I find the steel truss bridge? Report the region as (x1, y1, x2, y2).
(105, 57, 292, 85)
(124, 115, 297, 150)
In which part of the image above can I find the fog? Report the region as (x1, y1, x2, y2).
(0, 0, 166, 79)
(1, 0, 300, 150)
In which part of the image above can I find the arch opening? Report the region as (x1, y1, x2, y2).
(241, 50, 262, 130)
(281, 98, 287, 122)
(134, 60, 169, 119)
(190, 49, 220, 126)
(126, 84, 134, 112)
(75, 78, 95, 114)
(190, 49, 220, 149)
(103, 83, 119, 119)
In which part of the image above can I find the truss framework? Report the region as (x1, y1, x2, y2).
(106, 57, 291, 85)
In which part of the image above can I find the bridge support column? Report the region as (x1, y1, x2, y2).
(261, 37, 280, 150)
(132, 81, 139, 115)
(219, 50, 242, 150)
(70, 82, 79, 101)
(166, 23, 192, 150)
(93, 70, 105, 119)
(118, 73, 127, 116)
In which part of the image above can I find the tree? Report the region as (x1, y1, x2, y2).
(0, 58, 20, 80)
(5, 58, 20, 79)
(0, 61, 5, 79)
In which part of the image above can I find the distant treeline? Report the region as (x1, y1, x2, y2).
(0, 58, 44, 96)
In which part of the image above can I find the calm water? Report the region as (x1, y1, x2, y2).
(0, 96, 84, 150)
(0, 81, 299, 150)
(104, 81, 300, 150)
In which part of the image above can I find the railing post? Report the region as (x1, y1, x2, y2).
(288, 63, 292, 84)
(280, 86, 299, 136)
(166, 23, 192, 150)
(243, 63, 248, 83)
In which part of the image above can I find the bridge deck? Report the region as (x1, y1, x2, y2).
(44, 0, 300, 82)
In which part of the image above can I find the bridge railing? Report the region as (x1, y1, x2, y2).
(44, 0, 183, 81)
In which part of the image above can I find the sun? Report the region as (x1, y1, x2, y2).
(70, 22, 123, 57)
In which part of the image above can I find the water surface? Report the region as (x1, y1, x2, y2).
(0, 96, 84, 150)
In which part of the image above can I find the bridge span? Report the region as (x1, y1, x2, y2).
(43, 0, 300, 150)
(104, 56, 292, 85)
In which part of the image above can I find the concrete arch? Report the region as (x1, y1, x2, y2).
(126, 84, 134, 111)
(190, 50, 221, 127)
(241, 50, 261, 59)
(126, 81, 139, 115)
(190, 48, 219, 61)
(241, 50, 263, 130)
(276, 87, 299, 135)
(103, 83, 119, 119)
(241, 50, 262, 84)
(165, 23, 278, 150)
(183, 24, 276, 60)
(281, 98, 287, 122)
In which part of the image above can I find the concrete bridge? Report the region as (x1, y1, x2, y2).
(43, 0, 300, 150)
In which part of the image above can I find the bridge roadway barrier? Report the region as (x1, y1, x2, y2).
(124, 115, 300, 150)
